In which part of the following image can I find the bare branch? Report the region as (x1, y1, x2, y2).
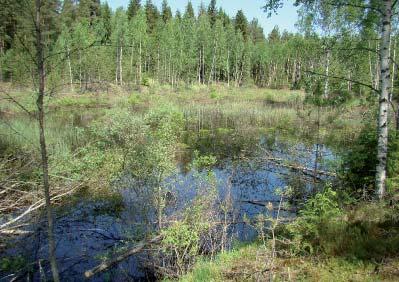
(304, 69, 380, 93)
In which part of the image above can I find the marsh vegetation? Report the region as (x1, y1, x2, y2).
(1, 0, 399, 281)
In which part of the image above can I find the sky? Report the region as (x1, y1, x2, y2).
(105, 0, 299, 35)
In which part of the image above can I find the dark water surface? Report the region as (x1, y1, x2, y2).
(0, 112, 337, 281)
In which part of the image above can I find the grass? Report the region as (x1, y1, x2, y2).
(0, 84, 365, 166)
(179, 201, 399, 282)
(178, 243, 399, 282)
(0, 114, 84, 156)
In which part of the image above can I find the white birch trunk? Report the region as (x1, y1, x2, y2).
(376, 0, 392, 199)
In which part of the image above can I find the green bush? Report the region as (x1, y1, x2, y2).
(127, 93, 143, 106)
(286, 186, 343, 255)
(342, 119, 399, 197)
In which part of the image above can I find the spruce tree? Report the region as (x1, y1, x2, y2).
(249, 18, 265, 43)
(175, 10, 182, 21)
(235, 10, 248, 41)
(217, 8, 230, 27)
(127, 0, 141, 20)
(207, 0, 217, 27)
(78, 0, 101, 25)
(145, 0, 160, 33)
(184, 1, 195, 19)
(161, 0, 172, 23)
(100, 2, 112, 42)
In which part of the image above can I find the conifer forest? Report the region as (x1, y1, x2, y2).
(0, 0, 399, 281)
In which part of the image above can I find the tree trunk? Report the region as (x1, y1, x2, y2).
(198, 49, 201, 84)
(376, 0, 392, 200)
(120, 46, 123, 85)
(208, 40, 217, 85)
(324, 48, 331, 99)
(0, 38, 4, 82)
(139, 41, 142, 86)
(115, 45, 119, 84)
(375, 41, 380, 90)
(391, 38, 396, 102)
(79, 50, 82, 91)
(66, 46, 73, 92)
(227, 49, 230, 87)
(35, 1, 60, 281)
(130, 44, 135, 83)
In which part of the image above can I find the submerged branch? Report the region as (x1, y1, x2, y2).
(84, 235, 163, 279)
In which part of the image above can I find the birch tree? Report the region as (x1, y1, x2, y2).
(263, 0, 398, 199)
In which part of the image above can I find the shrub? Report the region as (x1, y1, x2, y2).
(286, 186, 343, 255)
(127, 93, 143, 106)
(342, 119, 399, 198)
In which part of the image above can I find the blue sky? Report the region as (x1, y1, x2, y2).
(104, 0, 299, 35)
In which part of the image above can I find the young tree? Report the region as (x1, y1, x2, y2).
(112, 8, 129, 85)
(129, 8, 148, 84)
(35, 0, 61, 280)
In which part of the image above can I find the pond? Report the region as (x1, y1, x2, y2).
(0, 110, 337, 281)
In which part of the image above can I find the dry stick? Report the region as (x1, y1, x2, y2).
(84, 235, 163, 279)
(262, 156, 336, 177)
(0, 186, 79, 231)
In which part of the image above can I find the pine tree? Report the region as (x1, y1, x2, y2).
(127, 0, 141, 20)
(161, 0, 172, 23)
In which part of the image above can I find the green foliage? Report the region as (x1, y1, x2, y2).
(286, 185, 343, 255)
(342, 118, 399, 197)
(284, 186, 399, 260)
(162, 221, 200, 258)
(209, 90, 221, 100)
(191, 151, 217, 171)
(127, 93, 143, 106)
(0, 256, 27, 272)
(341, 121, 377, 196)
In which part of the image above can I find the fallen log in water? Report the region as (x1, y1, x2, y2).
(262, 156, 337, 178)
(240, 200, 298, 212)
(0, 229, 33, 236)
(84, 235, 163, 279)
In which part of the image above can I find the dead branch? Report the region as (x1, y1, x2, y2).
(0, 185, 80, 231)
(84, 235, 163, 279)
(262, 156, 337, 178)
